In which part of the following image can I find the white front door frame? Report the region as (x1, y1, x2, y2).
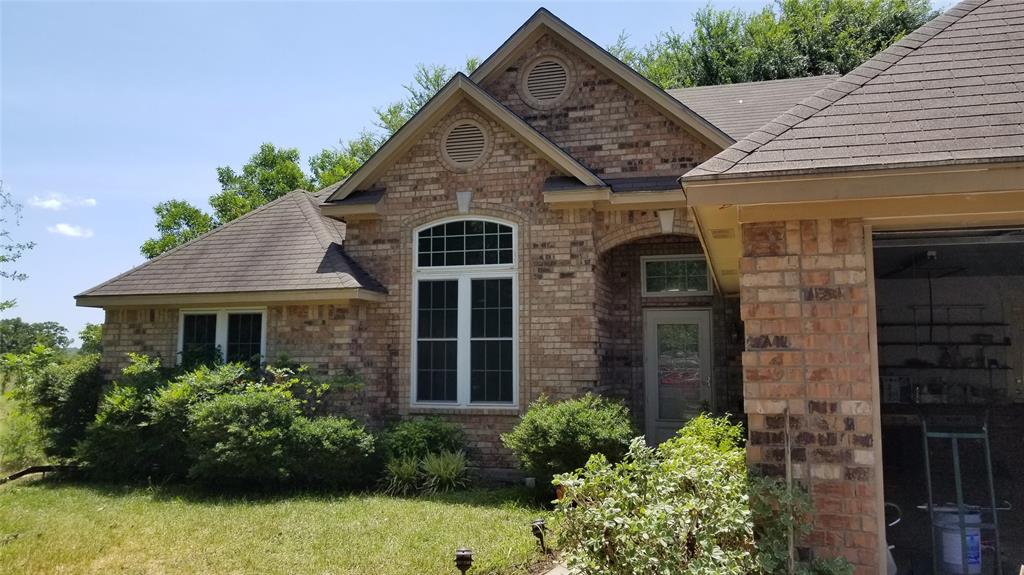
(643, 308, 713, 443)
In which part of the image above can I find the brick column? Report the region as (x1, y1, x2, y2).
(739, 219, 882, 574)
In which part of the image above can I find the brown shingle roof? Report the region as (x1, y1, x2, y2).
(683, 0, 1024, 182)
(667, 75, 839, 140)
(77, 190, 383, 299)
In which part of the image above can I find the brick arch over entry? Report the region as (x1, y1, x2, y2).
(594, 208, 698, 255)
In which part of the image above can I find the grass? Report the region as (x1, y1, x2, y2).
(0, 480, 553, 575)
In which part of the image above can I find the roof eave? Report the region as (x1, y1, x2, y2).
(75, 287, 386, 308)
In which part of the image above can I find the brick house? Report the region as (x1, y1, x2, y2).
(79, 1, 1024, 572)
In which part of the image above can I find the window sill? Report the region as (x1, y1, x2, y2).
(408, 405, 521, 417)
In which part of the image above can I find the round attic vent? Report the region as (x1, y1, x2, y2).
(442, 120, 488, 170)
(522, 57, 571, 108)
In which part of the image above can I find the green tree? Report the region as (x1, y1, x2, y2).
(78, 323, 103, 355)
(140, 200, 216, 259)
(610, 0, 936, 88)
(210, 143, 312, 223)
(0, 318, 71, 354)
(0, 183, 35, 311)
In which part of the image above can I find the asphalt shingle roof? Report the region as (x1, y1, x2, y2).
(77, 190, 383, 298)
(668, 75, 839, 140)
(683, 0, 1024, 182)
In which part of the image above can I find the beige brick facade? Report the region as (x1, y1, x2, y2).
(740, 219, 881, 573)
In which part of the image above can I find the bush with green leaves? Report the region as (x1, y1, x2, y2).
(553, 415, 852, 575)
(290, 416, 380, 490)
(0, 395, 47, 471)
(187, 390, 299, 486)
(381, 418, 466, 460)
(420, 451, 469, 494)
(3, 346, 104, 459)
(501, 394, 634, 481)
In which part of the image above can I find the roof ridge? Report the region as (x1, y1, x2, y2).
(76, 190, 307, 297)
(292, 191, 361, 288)
(684, 0, 990, 179)
(667, 74, 839, 93)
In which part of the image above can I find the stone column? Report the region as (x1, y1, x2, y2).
(739, 219, 882, 575)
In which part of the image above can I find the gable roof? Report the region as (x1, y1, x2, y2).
(323, 73, 607, 204)
(469, 8, 734, 149)
(77, 190, 384, 306)
(668, 75, 839, 140)
(683, 0, 1024, 183)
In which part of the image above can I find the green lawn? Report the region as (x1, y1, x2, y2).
(0, 480, 552, 575)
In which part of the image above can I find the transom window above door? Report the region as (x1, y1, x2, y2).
(641, 255, 711, 296)
(413, 218, 517, 408)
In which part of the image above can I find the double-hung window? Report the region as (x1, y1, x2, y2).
(179, 309, 266, 365)
(413, 219, 517, 407)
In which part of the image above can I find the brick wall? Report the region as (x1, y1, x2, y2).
(101, 307, 178, 375)
(739, 219, 881, 573)
(479, 33, 715, 177)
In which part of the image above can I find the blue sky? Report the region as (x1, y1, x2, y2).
(2, 0, 765, 344)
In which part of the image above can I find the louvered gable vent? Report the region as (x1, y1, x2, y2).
(526, 59, 568, 103)
(444, 122, 486, 167)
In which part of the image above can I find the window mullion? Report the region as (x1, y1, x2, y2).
(457, 276, 472, 405)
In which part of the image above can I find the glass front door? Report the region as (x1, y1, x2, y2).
(643, 309, 712, 443)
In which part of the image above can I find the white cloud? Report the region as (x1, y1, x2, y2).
(47, 223, 94, 238)
(28, 193, 98, 211)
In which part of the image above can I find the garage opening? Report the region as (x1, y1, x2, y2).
(874, 229, 1024, 575)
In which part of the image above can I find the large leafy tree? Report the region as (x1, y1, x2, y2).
(0, 318, 71, 354)
(211, 144, 312, 223)
(610, 0, 936, 88)
(0, 183, 35, 311)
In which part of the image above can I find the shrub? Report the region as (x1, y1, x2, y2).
(290, 416, 380, 490)
(187, 390, 299, 486)
(420, 451, 469, 494)
(382, 457, 420, 496)
(381, 418, 466, 460)
(5, 347, 104, 459)
(77, 384, 162, 480)
(554, 415, 852, 575)
(501, 394, 634, 481)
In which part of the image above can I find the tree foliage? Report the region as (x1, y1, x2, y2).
(211, 143, 312, 223)
(610, 0, 936, 88)
(78, 323, 103, 355)
(0, 318, 71, 354)
(0, 183, 35, 311)
(140, 200, 216, 259)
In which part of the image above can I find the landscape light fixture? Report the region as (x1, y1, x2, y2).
(455, 548, 473, 574)
(531, 518, 548, 554)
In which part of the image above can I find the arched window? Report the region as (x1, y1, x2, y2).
(413, 218, 517, 407)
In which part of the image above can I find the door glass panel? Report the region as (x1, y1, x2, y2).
(656, 323, 702, 420)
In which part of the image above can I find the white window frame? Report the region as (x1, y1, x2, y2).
(177, 308, 267, 365)
(411, 216, 519, 409)
(640, 254, 712, 297)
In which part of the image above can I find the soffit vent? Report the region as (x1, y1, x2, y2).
(442, 120, 488, 170)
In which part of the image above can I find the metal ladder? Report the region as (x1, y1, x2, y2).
(921, 414, 1003, 575)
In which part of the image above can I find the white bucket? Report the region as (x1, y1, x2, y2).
(935, 511, 981, 574)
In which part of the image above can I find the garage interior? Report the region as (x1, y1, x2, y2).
(874, 229, 1024, 575)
